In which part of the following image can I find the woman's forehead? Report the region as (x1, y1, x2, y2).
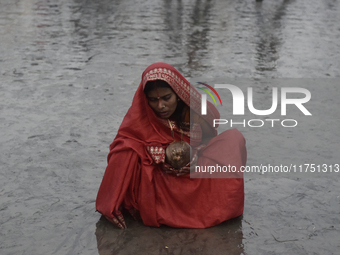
(147, 87, 174, 97)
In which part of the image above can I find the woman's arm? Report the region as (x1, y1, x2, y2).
(96, 148, 141, 229)
(191, 111, 216, 144)
(183, 106, 216, 144)
(199, 118, 216, 144)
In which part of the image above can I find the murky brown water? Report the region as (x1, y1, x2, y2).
(1, 0, 339, 254)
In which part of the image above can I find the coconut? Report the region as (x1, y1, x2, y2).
(165, 141, 192, 169)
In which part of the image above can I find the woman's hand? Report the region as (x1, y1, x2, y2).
(161, 162, 179, 175)
(161, 162, 190, 176)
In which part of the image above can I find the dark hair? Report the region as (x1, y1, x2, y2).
(144, 80, 189, 130)
(144, 80, 171, 95)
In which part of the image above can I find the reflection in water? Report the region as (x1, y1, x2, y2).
(186, 0, 213, 75)
(163, 0, 183, 59)
(163, 0, 213, 76)
(69, 0, 121, 41)
(96, 215, 244, 255)
(254, 0, 292, 76)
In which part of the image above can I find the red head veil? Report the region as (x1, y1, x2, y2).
(114, 62, 219, 148)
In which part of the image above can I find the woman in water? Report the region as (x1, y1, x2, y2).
(96, 62, 247, 229)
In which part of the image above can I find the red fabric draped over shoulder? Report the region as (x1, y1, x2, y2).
(96, 62, 246, 228)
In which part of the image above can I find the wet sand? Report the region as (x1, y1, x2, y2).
(1, 0, 339, 254)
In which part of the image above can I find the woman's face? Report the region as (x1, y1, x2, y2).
(146, 87, 178, 119)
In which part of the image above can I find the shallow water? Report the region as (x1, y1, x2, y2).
(1, 0, 340, 254)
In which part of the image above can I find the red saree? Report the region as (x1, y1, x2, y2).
(96, 62, 247, 228)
